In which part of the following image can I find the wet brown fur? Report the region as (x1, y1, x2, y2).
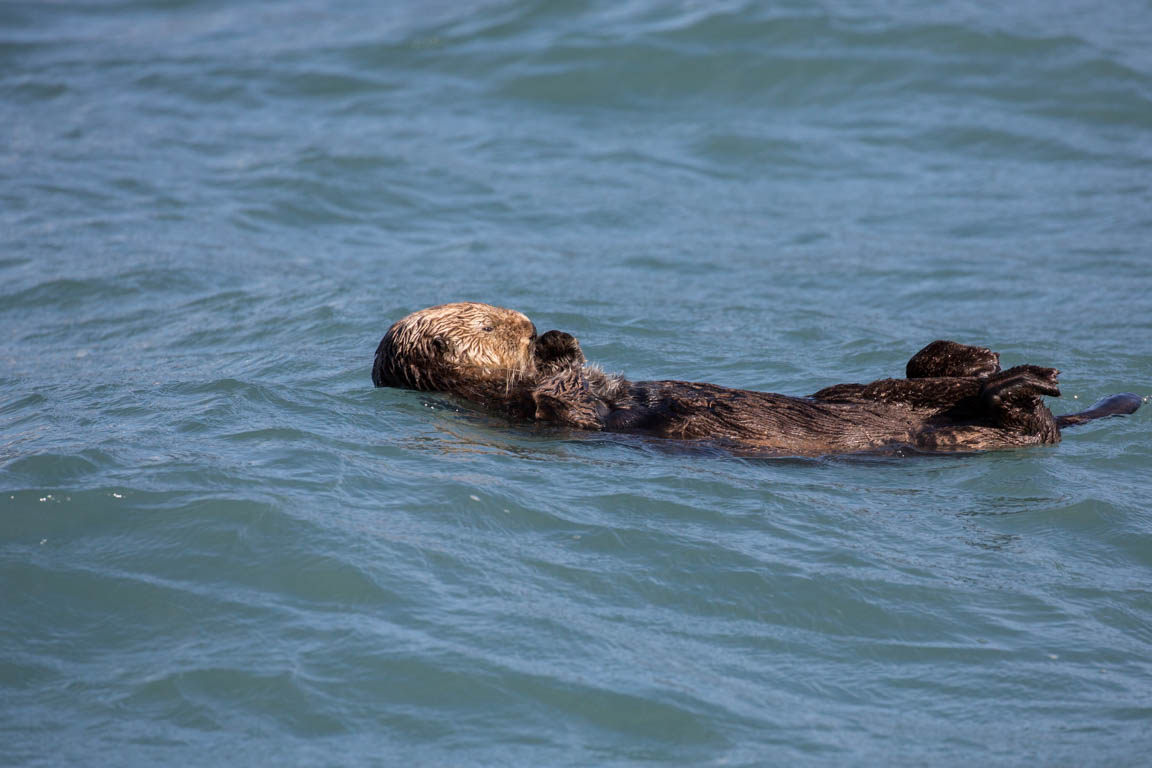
(373, 303, 1139, 456)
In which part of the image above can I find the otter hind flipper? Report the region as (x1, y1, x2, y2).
(1056, 393, 1143, 429)
(970, 366, 1062, 443)
(907, 340, 1001, 379)
(980, 365, 1061, 406)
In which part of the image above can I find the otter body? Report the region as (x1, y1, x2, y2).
(373, 303, 1139, 456)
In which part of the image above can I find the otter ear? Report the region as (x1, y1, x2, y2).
(431, 336, 450, 354)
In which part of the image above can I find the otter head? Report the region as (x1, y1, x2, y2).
(372, 302, 539, 394)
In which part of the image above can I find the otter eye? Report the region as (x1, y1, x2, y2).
(482, 326, 494, 333)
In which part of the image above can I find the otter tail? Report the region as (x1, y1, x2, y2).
(1056, 393, 1143, 429)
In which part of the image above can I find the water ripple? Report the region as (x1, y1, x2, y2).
(3, 0, 1151, 765)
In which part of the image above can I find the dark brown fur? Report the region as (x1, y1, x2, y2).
(373, 303, 1140, 456)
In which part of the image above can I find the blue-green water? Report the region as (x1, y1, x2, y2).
(3, 0, 1152, 764)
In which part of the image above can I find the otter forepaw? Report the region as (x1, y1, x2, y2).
(535, 330, 585, 375)
(980, 365, 1061, 408)
(532, 370, 606, 430)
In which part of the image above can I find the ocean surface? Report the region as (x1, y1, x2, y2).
(3, 0, 1151, 764)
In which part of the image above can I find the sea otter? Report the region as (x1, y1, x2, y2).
(372, 302, 1141, 456)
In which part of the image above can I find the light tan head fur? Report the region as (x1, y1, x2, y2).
(372, 302, 538, 394)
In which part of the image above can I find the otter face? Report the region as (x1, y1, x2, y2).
(372, 302, 538, 392)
